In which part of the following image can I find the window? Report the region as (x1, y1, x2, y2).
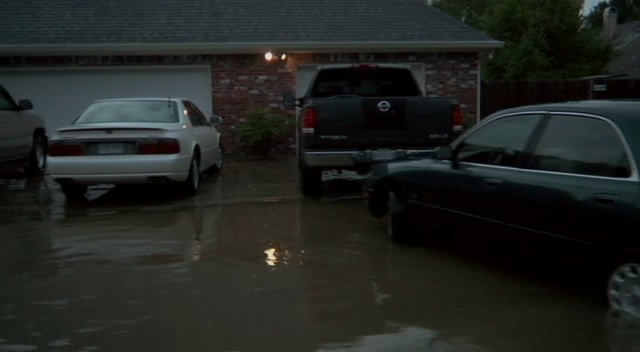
(457, 114, 543, 167)
(0, 89, 16, 111)
(184, 101, 209, 126)
(310, 67, 422, 98)
(76, 101, 179, 124)
(529, 115, 631, 178)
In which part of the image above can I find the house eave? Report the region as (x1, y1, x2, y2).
(0, 41, 504, 56)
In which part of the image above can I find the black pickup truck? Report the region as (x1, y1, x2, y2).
(296, 64, 463, 196)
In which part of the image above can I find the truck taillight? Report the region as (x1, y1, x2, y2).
(453, 105, 464, 132)
(303, 107, 317, 133)
(138, 139, 181, 154)
(48, 142, 86, 156)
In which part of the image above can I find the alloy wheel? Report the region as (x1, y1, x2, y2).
(609, 263, 640, 317)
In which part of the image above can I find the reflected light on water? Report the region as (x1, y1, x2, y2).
(264, 248, 277, 266)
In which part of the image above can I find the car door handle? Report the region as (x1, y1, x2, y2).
(591, 194, 619, 205)
(483, 178, 503, 187)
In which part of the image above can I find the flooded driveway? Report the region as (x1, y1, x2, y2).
(0, 159, 637, 352)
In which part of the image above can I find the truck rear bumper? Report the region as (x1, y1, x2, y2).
(302, 148, 434, 168)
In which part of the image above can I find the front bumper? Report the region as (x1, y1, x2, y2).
(302, 148, 434, 168)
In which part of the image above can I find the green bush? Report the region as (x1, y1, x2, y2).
(237, 108, 292, 155)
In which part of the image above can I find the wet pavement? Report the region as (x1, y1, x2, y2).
(0, 158, 639, 352)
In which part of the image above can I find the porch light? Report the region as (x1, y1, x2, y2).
(265, 52, 274, 61)
(264, 51, 288, 62)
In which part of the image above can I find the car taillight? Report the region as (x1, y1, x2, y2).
(48, 142, 86, 156)
(453, 105, 464, 132)
(138, 138, 181, 154)
(303, 107, 317, 133)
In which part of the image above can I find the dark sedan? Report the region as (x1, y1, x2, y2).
(363, 100, 640, 315)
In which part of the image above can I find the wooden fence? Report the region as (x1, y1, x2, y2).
(480, 79, 640, 118)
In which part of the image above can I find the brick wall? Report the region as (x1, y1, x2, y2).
(0, 52, 479, 154)
(211, 55, 297, 154)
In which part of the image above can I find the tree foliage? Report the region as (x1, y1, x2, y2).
(482, 0, 613, 79)
(433, 0, 614, 80)
(431, 0, 491, 28)
(585, 0, 640, 28)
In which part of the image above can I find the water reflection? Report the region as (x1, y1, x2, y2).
(317, 325, 489, 352)
(265, 248, 278, 266)
(263, 248, 300, 267)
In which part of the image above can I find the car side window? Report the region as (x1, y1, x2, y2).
(528, 115, 631, 178)
(0, 89, 16, 111)
(183, 101, 201, 126)
(456, 114, 543, 167)
(190, 103, 210, 126)
(184, 101, 208, 126)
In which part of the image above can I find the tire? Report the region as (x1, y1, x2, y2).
(608, 262, 640, 317)
(60, 183, 88, 201)
(25, 135, 47, 176)
(387, 191, 412, 243)
(213, 144, 224, 172)
(182, 155, 200, 195)
(300, 166, 322, 197)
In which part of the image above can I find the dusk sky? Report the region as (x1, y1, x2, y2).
(584, 0, 604, 12)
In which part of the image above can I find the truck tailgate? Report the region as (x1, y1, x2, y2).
(305, 96, 454, 148)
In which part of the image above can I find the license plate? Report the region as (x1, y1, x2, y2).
(97, 143, 125, 154)
(372, 150, 396, 161)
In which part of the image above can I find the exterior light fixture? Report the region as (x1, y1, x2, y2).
(264, 51, 289, 62)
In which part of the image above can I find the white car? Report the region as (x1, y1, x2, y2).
(48, 98, 224, 199)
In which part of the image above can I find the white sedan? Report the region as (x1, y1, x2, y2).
(48, 98, 223, 199)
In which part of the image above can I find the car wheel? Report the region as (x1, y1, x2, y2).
(608, 263, 640, 317)
(300, 166, 322, 197)
(182, 155, 200, 195)
(60, 183, 88, 201)
(387, 191, 412, 243)
(25, 135, 47, 176)
(214, 144, 224, 172)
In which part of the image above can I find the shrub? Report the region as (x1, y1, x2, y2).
(237, 108, 292, 155)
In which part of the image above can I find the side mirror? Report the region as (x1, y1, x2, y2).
(296, 97, 305, 108)
(282, 93, 296, 108)
(209, 115, 223, 125)
(18, 99, 33, 111)
(434, 145, 453, 160)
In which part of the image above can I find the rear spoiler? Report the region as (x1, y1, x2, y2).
(57, 127, 168, 133)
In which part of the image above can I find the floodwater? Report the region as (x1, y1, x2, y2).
(0, 159, 638, 352)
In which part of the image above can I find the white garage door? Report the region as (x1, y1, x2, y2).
(0, 66, 212, 132)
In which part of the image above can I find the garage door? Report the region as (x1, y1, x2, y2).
(0, 66, 212, 132)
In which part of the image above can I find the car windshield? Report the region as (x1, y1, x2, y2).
(75, 101, 179, 124)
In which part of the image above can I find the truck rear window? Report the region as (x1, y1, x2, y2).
(310, 67, 422, 98)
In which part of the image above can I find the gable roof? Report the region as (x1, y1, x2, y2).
(0, 0, 502, 55)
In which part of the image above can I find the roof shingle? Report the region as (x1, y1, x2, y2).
(0, 0, 501, 54)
